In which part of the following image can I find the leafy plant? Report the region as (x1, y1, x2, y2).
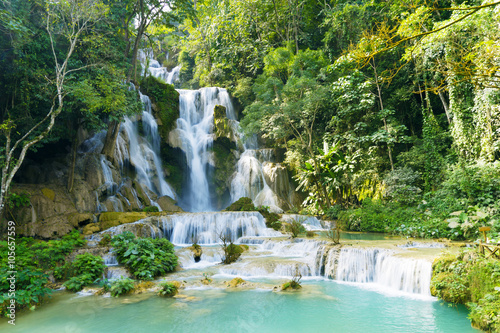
(111, 232, 177, 280)
(288, 219, 306, 238)
(282, 266, 302, 291)
(110, 278, 135, 297)
(64, 274, 93, 292)
(73, 253, 105, 281)
(219, 232, 244, 264)
(158, 282, 178, 297)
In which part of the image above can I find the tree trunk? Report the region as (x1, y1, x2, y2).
(101, 120, 121, 160)
(438, 90, 451, 125)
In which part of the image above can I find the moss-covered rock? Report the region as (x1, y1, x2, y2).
(213, 105, 232, 140)
(41, 188, 55, 201)
(211, 138, 237, 206)
(225, 197, 257, 211)
(82, 223, 101, 236)
(98, 212, 148, 230)
(140, 75, 180, 140)
(227, 277, 246, 288)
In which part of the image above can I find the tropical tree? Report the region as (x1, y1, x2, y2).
(0, 0, 108, 216)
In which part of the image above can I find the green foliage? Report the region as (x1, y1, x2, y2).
(325, 205, 344, 220)
(431, 250, 500, 330)
(225, 197, 258, 212)
(6, 192, 30, 208)
(110, 277, 135, 297)
(158, 282, 178, 297)
(282, 266, 302, 290)
(64, 274, 93, 292)
(73, 253, 105, 281)
(383, 167, 421, 205)
(142, 206, 160, 213)
(288, 219, 306, 238)
(440, 162, 500, 207)
(140, 75, 180, 139)
(111, 232, 178, 280)
(0, 229, 88, 314)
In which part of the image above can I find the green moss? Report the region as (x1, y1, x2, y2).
(431, 249, 500, 330)
(140, 75, 180, 140)
(212, 138, 237, 199)
(98, 212, 148, 230)
(41, 188, 55, 201)
(213, 105, 232, 139)
(225, 197, 257, 211)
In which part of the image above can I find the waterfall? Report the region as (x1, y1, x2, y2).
(157, 211, 281, 245)
(174, 88, 236, 211)
(328, 247, 432, 296)
(120, 91, 176, 200)
(230, 150, 282, 212)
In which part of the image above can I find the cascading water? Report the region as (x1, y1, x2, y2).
(157, 211, 281, 245)
(175, 88, 237, 211)
(120, 90, 176, 201)
(90, 51, 436, 300)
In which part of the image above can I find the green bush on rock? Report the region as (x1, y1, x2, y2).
(158, 282, 178, 297)
(431, 249, 500, 331)
(111, 232, 178, 280)
(110, 277, 135, 297)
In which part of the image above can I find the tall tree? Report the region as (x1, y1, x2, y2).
(0, 0, 108, 216)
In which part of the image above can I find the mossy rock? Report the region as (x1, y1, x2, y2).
(134, 281, 156, 294)
(213, 105, 232, 139)
(211, 137, 237, 204)
(227, 277, 246, 288)
(225, 197, 257, 211)
(82, 223, 100, 236)
(140, 76, 180, 141)
(98, 212, 148, 230)
(281, 281, 302, 291)
(41, 188, 55, 201)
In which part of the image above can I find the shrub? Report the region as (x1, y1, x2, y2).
(0, 230, 86, 315)
(110, 278, 135, 297)
(158, 282, 178, 297)
(98, 234, 112, 247)
(282, 266, 302, 291)
(288, 219, 306, 238)
(225, 197, 258, 211)
(143, 206, 159, 212)
(322, 224, 340, 244)
(53, 262, 74, 281)
(73, 253, 105, 281)
(219, 232, 245, 264)
(111, 232, 178, 280)
(383, 167, 422, 205)
(64, 274, 94, 292)
(431, 249, 500, 330)
(325, 205, 344, 220)
(306, 231, 315, 238)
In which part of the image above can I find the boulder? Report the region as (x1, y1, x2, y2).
(157, 196, 183, 212)
(98, 212, 148, 230)
(227, 277, 246, 288)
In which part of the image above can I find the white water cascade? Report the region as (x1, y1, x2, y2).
(157, 211, 282, 245)
(230, 150, 282, 213)
(175, 88, 237, 211)
(120, 89, 176, 201)
(326, 247, 433, 296)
